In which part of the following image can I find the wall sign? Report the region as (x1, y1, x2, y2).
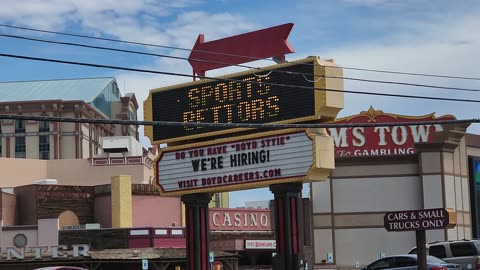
(210, 208, 271, 231)
(245, 240, 276, 250)
(0, 244, 89, 260)
(154, 129, 333, 196)
(327, 107, 455, 157)
(144, 56, 342, 144)
(384, 208, 456, 232)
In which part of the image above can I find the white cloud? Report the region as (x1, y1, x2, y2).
(0, 0, 201, 44)
(165, 11, 257, 49)
(317, 13, 480, 130)
(112, 9, 480, 147)
(344, 0, 389, 4)
(342, 0, 412, 7)
(0, 1, 262, 147)
(0, 0, 73, 29)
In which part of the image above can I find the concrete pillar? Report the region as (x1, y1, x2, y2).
(415, 123, 469, 241)
(182, 193, 212, 270)
(37, 218, 60, 247)
(270, 182, 304, 270)
(111, 175, 132, 228)
(0, 220, 3, 248)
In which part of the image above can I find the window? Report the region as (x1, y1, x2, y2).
(113, 84, 120, 97)
(129, 110, 136, 120)
(215, 193, 221, 208)
(392, 257, 416, 268)
(429, 245, 447, 258)
(0, 122, 2, 157)
(39, 135, 50, 160)
(450, 242, 478, 257)
(39, 121, 49, 132)
(39, 121, 50, 160)
(366, 258, 394, 270)
(15, 120, 25, 133)
(15, 136, 26, 158)
(15, 120, 26, 158)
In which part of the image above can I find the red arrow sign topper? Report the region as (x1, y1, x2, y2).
(188, 23, 295, 77)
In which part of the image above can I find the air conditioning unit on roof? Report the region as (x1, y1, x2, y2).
(34, 179, 58, 185)
(63, 225, 85, 230)
(85, 223, 101, 229)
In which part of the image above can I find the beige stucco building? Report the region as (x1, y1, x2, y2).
(0, 155, 154, 187)
(0, 77, 156, 188)
(311, 108, 477, 269)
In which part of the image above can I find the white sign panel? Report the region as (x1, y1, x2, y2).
(327, 252, 333, 263)
(209, 251, 214, 263)
(245, 240, 277, 250)
(155, 130, 316, 196)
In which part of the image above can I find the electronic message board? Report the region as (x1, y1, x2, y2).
(144, 56, 344, 144)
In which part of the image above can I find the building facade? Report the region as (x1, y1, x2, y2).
(0, 77, 238, 270)
(0, 179, 240, 270)
(0, 77, 139, 159)
(0, 146, 155, 187)
(311, 108, 474, 269)
(0, 77, 231, 207)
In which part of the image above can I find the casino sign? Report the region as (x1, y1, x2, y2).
(144, 56, 343, 145)
(327, 107, 456, 157)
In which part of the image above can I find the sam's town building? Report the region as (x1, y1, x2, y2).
(310, 107, 479, 269)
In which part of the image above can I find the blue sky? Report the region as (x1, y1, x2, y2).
(1, 0, 480, 207)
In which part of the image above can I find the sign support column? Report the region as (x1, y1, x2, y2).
(270, 182, 303, 270)
(416, 230, 427, 270)
(182, 193, 212, 270)
(384, 208, 457, 270)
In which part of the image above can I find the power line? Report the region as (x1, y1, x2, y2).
(1, 23, 480, 81)
(319, 75, 480, 93)
(0, 113, 477, 128)
(1, 52, 480, 104)
(0, 23, 190, 51)
(0, 23, 260, 61)
(0, 34, 248, 75)
(2, 33, 480, 93)
(342, 66, 480, 81)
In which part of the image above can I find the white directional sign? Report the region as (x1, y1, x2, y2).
(154, 129, 334, 196)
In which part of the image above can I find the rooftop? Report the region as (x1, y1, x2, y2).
(0, 248, 237, 262)
(0, 77, 116, 103)
(89, 248, 236, 260)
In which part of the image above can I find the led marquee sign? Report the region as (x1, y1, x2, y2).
(154, 129, 334, 196)
(144, 56, 343, 144)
